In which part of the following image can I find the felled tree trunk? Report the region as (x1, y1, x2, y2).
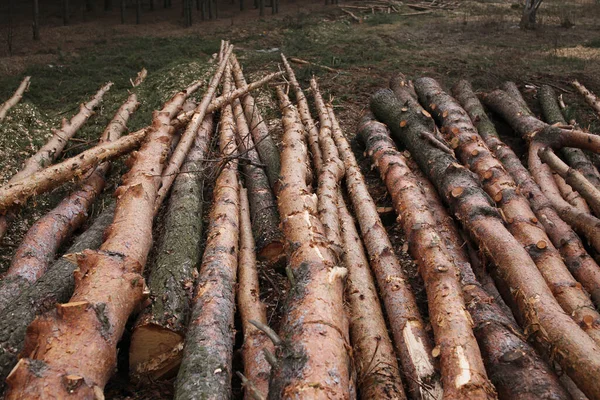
(129, 115, 213, 381)
(230, 55, 281, 192)
(5, 80, 203, 399)
(0, 203, 114, 391)
(232, 96, 284, 264)
(371, 86, 600, 400)
(174, 69, 239, 400)
(270, 87, 352, 399)
(329, 102, 442, 399)
(0, 76, 31, 121)
(572, 80, 600, 118)
(414, 77, 600, 346)
(358, 113, 494, 399)
(453, 79, 600, 310)
(238, 186, 273, 399)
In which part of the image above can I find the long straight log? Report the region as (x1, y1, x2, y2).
(453, 80, 600, 311)
(414, 77, 600, 346)
(129, 115, 213, 381)
(231, 54, 281, 191)
(0, 91, 140, 313)
(358, 113, 494, 399)
(270, 87, 351, 399)
(0, 203, 114, 391)
(232, 94, 283, 263)
(572, 80, 600, 118)
(0, 76, 31, 121)
(371, 86, 600, 400)
(174, 67, 239, 400)
(329, 102, 442, 399)
(5, 80, 202, 398)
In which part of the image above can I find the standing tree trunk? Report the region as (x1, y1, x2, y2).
(136, 0, 141, 24)
(0, 76, 31, 122)
(62, 0, 69, 25)
(121, 0, 125, 23)
(520, 0, 544, 29)
(105, 0, 112, 11)
(259, 0, 264, 16)
(32, 0, 39, 40)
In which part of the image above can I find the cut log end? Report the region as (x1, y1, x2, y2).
(129, 324, 184, 381)
(258, 240, 285, 265)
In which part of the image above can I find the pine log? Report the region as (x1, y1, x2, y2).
(0, 76, 31, 121)
(414, 77, 600, 346)
(174, 68, 238, 400)
(238, 185, 273, 399)
(270, 87, 352, 399)
(0, 203, 114, 391)
(5, 80, 202, 399)
(329, 102, 442, 399)
(552, 171, 591, 213)
(231, 54, 281, 192)
(232, 95, 283, 263)
(500, 82, 533, 115)
(129, 115, 213, 382)
(454, 80, 600, 311)
(572, 80, 600, 118)
(371, 86, 600, 400)
(358, 113, 494, 399)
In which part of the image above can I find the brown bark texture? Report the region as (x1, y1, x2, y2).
(5, 80, 202, 399)
(552, 172, 591, 213)
(371, 85, 600, 400)
(231, 54, 281, 192)
(129, 115, 213, 382)
(572, 80, 600, 118)
(174, 69, 238, 400)
(238, 186, 273, 400)
(0, 76, 31, 121)
(414, 77, 600, 346)
(453, 79, 600, 311)
(269, 87, 352, 399)
(358, 113, 495, 399)
(329, 101, 442, 399)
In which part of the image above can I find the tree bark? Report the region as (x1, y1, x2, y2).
(454, 79, 600, 310)
(175, 69, 238, 400)
(0, 76, 30, 121)
(5, 81, 203, 399)
(62, 0, 69, 25)
(129, 115, 213, 382)
(136, 0, 141, 24)
(414, 77, 600, 346)
(121, 0, 125, 23)
(259, 0, 264, 16)
(520, 0, 543, 29)
(329, 101, 442, 399)
(269, 87, 352, 399)
(358, 113, 494, 399)
(230, 54, 281, 192)
(552, 171, 591, 213)
(232, 96, 283, 264)
(238, 186, 273, 399)
(32, 0, 40, 40)
(105, 0, 112, 11)
(371, 85, 600, 400)
(572, 80, 600, 119)
(0, 203, 114, 391)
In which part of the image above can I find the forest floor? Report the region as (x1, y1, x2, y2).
(1, 0, 600, 398)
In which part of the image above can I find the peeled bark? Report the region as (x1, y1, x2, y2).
(270, 87, 351, 399)
(232, 95, 283, 264)
(553, 172, 591, 213)
(0, 76, 31, 121)
(0, 92, 140, 313)
(5, 80, 202, 399)
(482, 89, 600, 254)
(0, 204, 114, 391)
(454, 79, 600, 311)
(371, 86, 600, 400)
(129, 115, 213, 382)
(231, 54, 281, 192)
(358, 114, 494, 399)
(328, 103, 442, 399)
(414, 77, 600, 346)
(174, 69, 239, 400)
(238, 186, 273, 399)
(572, 80, 600, 118)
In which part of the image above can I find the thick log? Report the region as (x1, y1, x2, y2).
(174, 68, 238, 400)
(232, 95, 284, 264)
(0, 204, 114, 391)
(553, 171, 591, 213)
(0, 76, 31, 121)
(500, 82, 533, 115)
(231, 54, 281, 192)
(358, 114, 494, 399)
(270, 87, 351, 399)
(238, 186, 273, 399)
(371, 86, 600, 400)
(5, 80, 202, 399)
(329, 102, 442, 399)
(572, 80, 600, 118)
(414, 77, 600, 346)
(454, 80, 600, 311)
(129, 115, 213, 381)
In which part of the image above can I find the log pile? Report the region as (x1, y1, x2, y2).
(3, 40, 600, 400)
